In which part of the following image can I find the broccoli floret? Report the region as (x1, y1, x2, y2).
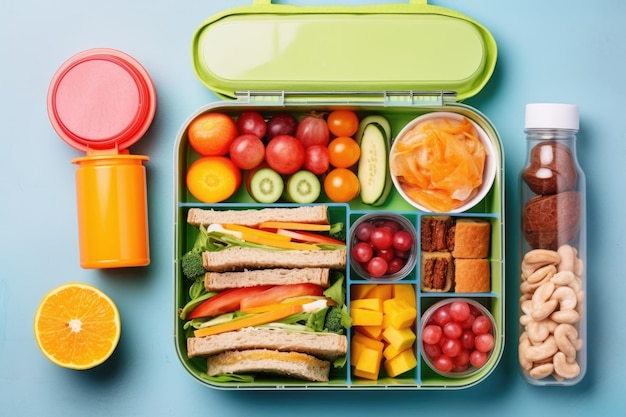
(324, 306, 344, 333)
(181, 250, 206, 280)
(328, 222, 345, 242)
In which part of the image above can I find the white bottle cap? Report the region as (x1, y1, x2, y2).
(525, 103, 579, 131)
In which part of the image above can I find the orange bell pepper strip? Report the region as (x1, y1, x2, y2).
(258, 221, 331, 232)
(193, 304, 304, 337)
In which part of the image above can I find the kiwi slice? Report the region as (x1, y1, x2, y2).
(249, 167, 284, 203)
(286, 170, 321, 204)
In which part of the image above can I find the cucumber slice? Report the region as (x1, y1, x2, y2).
(285, 170, 321, 204)
(355, 115, 391, 146)
(357, 122, 391, 206)
(249, 167, 284, 203)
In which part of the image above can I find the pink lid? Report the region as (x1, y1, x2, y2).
(47, 48, 156, 153)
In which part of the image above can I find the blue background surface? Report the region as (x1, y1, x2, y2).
(1, 0, 624, 415)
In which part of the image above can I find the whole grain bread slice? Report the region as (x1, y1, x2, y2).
(187, 205, 329, 227)
(205, 349, 331, 382)
(205, 267, 330, 291)
(187, 327, 347, 360)
(202, 246, 346, 272)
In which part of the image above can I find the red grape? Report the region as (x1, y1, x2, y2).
(475, 333, 495, 353)
(449, 300, 470, 322)
(443, 321, 463, 339)
(366, 257, 388, 277)
(422, 324, 443, 345)
(369, 227, 393, 250)
(469, 350, 488, 368)
(392, 230, 413, 252)
(352, 242, 373, 263)
(433, 355, 454, 373)
(472, 315, 492, 335)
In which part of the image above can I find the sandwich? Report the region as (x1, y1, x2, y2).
(179, 205, 351, 383)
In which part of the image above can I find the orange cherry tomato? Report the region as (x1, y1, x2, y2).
(327, 110, 359, 137)
(328, 136, 360, 168)
(187, 112, 238, 156)
(324, 168, 360, 203)
(186, 156, 241, 203)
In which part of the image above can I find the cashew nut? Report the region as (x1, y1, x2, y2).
(522, 249, 561, 276)
(553, 351, 581, 379)
(518, 336, 533, 371)
(531, 282, 558, 321)
(529, 362, 554, 379)
(527, 319, 557, 344)
(526, 335, 558, 362)
(550, 286, 578, 310)
(550, 309, 580, 324)
(550, 270, 576, 286)
(557, 244, 577, 273)
(528, 264, 557, 284)
(554, 323, 583, 361)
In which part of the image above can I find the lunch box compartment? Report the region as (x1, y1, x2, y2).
(174, 0, 505, 390)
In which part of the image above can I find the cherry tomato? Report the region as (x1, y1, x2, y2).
(296, 113, 330, 148)
(366, 256, 388, 277)
(229, 134, 265, 170)
(392, 230, 413, 252)
(351, 242, 374, 263)
(421, 324, 443, 345)
(188, 112, 238, 156)
(327, 109, 359, 137)
(328, 136, 360, 168)
(237, 111, 267, 138)
(369, 226, 393, 250)
(472, 315, 492, 335)
(186, 156, 241, 203)
(267, 112, 298, 139)
(265, 134, 305, 175)
(323, 168, 359, 203)
(449, 300, 471, 323)
(303, 144, 330, 175)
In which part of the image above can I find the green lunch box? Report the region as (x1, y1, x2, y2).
(174, 0, 505, 390)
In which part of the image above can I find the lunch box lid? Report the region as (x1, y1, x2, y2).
(47, 48, 157, 154)
(191, 0, 497, 102)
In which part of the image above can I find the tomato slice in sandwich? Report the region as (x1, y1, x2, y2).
(239, 283, 324, 311)
(187, 286, 273, 319)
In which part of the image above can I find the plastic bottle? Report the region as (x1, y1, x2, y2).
(518, 103, 586, 385)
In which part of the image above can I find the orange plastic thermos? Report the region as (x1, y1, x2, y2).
(47, 48, 157, 268)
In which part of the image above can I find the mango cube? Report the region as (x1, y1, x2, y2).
(351, 298, 384, 312)
(382, 326, 416, 351)
(356, 325, 383, 340)
(384, 348, 417, 377)
(351, 284, 377, 300)
(383, 298, 417, 329)
(392, 284, 416, 308)
(365, 284, 393, 301)
(350, 307, 383, 326)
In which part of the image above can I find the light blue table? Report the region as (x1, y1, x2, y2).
(1, 0, 623, 415)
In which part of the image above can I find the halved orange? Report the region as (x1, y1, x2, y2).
(33, 282, 121, 370)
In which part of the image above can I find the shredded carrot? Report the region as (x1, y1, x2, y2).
(390, 117, 486, 212)
(193, 304, 303, 337)
(258, 221, 331, 231)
